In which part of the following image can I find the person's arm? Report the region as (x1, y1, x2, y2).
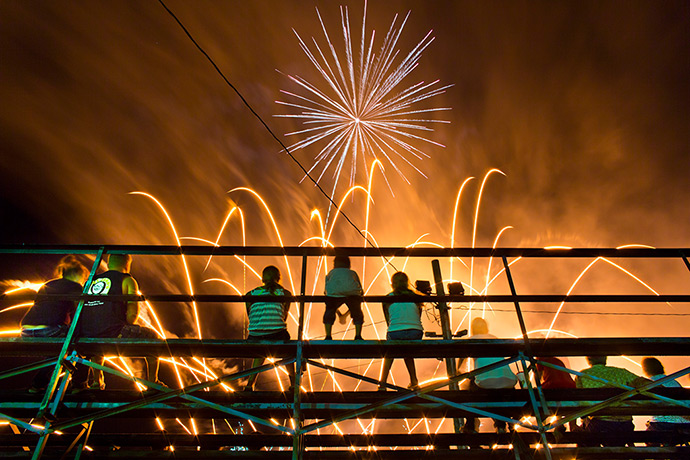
(282, 289, 292, 321)
(353, 271, 363, 296)
(382, 302, 390, 325)
(630, 374, 652, 388)
(123, 276, 139, 325)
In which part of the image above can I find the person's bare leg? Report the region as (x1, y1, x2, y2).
(404, 358, 419, 388)
(378, 358, 394, 390)
(245, 358, 264, 390)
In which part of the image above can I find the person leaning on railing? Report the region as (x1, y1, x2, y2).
(20, 255, 88, 393)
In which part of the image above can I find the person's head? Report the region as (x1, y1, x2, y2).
(471, 317, 489, 335)
(107, 254, 132, 272)
(641, 357, 665, 377)
(262, 265, 281, 288)
(333, 255, 351, 269)
(586, 356, 607, 366)
(55, 255, 88, 283)
(390, 271, 410, 292)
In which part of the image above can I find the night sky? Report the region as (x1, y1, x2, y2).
(1, 2, 689, 353)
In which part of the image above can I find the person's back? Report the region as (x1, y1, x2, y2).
(641, 357, 690, 433)
(323, 255, 364, 340)
(72, 254, 162, 390)
(21, 278, 83, 331)
(79, 269, 131, 337)
(574, 356, 648, 446)
(461, 318, 516, 433)
(537, 357, 576, 389)
(325, 267, 362, 296)
(246, 284, 290, 334)
(468, 319, 517, 390)
(20, 256, 87, 392)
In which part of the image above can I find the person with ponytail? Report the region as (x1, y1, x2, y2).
(244, 265, 294, 391)
(378, 271, 424, 391)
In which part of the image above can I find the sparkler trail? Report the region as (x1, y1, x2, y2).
(276, 2, 451, 211)
(0, 165, 680, 440)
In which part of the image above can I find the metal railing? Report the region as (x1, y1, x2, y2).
(1, 244, 689, 459)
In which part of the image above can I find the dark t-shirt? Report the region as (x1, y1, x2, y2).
(21, 278, 83, 327)
(78, 270, 131, 338)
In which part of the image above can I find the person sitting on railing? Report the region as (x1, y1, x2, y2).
(20, 255, 88, 393)
(244, 265, 295, 392)
(73, 254, 162, 391)
(378, 271, 423, 391)
(323, 255, 364, 340)
(573, 356, 649, 446)
(640, 357, 690, 444)
(458, 317, 518, 434)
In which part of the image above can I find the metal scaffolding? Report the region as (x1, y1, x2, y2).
(1, 244, 689, 459)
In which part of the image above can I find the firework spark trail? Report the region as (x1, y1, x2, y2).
(0, 170, 679, 438)
(545, 256, 671, 338)
(468, 169, 505, 324)
(130, 192, 203, 341)
(276, 1, 451, 218)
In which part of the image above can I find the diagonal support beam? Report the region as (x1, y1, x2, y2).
(52, 356, 295, 432)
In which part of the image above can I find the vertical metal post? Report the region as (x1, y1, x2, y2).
(431, 259, 462, 434)
(292, 254, 308, 460)
(33, 248, 105, 460)
(502, 256, 552, 460)
(518, 353, 552, 460)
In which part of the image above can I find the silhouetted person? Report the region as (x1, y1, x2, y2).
(74, 254, 161, 390)
(244, 265, 294, 391)
(21, 256, 88, 392)
(459, 317, 518, 433)
(536, 356, 576, 432)
(378, 272, 423, 391)
(641, 357, 690, 443)
(323, 255, 364, 340)
(574, 356, 649, 446)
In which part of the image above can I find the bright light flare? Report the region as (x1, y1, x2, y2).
(276, 2, 451, 198)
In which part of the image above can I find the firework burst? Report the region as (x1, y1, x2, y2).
(275, 1, 451, 199)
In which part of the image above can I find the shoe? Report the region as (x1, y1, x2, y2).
(377, 386, 387, 392)
(243, 385, 254, 392)
(407, 383, 420, 391)
(496, 426, 508, 434)
(354, 335, 363, 340)
(69, 383, 90, 394)
(27, 386, 46, 394)
(324, 336, 332, 340)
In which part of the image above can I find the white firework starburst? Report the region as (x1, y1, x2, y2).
(275, 2, 451, 196)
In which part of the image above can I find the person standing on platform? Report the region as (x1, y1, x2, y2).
(244, 265, 294, 391)
(21, 256, 88, 392)
(378, 271, 424, 391)
(75, 254, 161, 390)
(323, 255, 364, 340)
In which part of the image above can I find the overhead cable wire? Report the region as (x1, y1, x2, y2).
(156, 0, 394, 267)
